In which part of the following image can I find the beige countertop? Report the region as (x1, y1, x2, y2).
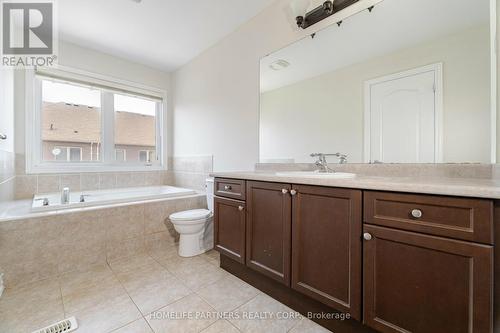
(210, 171, 500, 199)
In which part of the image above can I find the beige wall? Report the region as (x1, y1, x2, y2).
(261, 25, 491, 163)
(172, 0, 381, 171)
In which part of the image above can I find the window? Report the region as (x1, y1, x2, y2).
(41, 80, 101, 162)
(114, 94, 158, 164)
(27, 68, 165, 173)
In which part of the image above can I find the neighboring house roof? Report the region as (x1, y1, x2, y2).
(41, 102, 155, 147)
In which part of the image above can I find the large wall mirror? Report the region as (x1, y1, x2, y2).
(259, 0, 496, 164)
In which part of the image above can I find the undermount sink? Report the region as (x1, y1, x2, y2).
(275, 171, 356, 179)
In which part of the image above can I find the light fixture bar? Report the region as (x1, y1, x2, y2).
(296, 0, 360, 29)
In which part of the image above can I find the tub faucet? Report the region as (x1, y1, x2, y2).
(61, 187, 70, 204)
(79, 194, 90, 203)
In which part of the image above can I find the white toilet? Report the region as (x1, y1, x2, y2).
(169, 178, 214, 257)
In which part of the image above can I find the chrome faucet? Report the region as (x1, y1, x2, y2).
(79, 194, 90, 203)
(310, 153, 348, 173)
(61, 187, 70, 204)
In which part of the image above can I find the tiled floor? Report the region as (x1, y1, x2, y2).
(0, 250, 329, 333)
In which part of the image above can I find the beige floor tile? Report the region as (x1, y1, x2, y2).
(114, 261, 191, 315)
(128, 276, 192, 315)
(229, 294, 302, 333)
(66, 292, 142, 333)
(59, 264, 127, 314)
(0, 279, 65, 333)
(289, 318, 331, 333)
(111, 318, 154, 333)
(146, 293, 217, 333)
(201, 249, 220, 267)
(108, 253, 159, 275)
(113, 260, 172, 292)
(59, 264, 112, 295)
(201, 320, 240, 333)
(196, 275, 260, 312)
(148, 246, 180, 264)
(160, 255, 228, 291)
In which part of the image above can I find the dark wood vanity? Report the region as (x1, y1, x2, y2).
(213, 177, 496, 333)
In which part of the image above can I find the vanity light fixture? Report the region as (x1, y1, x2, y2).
(291, 0, 368, 29)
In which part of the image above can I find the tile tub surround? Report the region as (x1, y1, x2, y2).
(169, 155, 214, 191)
(0, 251, 328, 333)
(14, 171, 169, 200)
(211, 170, 500, 199)
(0, 194, 206, 288)
(10, 154, 213, 199)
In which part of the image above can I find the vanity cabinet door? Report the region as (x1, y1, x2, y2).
(363, 224, 493, 333)
(246, 181, 292, 286)
(291, 185, 362, 320)
(214, 197, 246, 263)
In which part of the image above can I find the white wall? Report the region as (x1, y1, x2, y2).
(0, 68, 14, 153)
(14, 41, 172, 159)
(261, 25, 491, 163)
(172, 0, 381, 171)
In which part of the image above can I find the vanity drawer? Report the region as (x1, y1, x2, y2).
(215, 178, 246, 200)
(364, 191, 493, 244)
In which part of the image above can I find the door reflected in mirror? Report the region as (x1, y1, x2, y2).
(259, 0, 494, 164)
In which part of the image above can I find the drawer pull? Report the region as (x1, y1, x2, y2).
(290, 189, 297, 196)
(363, 233, 373, 241)
(224, 185, 232, 191)
(411, 209, 423, 219)
(238, 206, 244, 211)
(282, 189, 288, 194)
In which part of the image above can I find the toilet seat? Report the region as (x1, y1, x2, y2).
(170, 209, 212, 223)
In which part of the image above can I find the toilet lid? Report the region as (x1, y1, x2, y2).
(170, 209, 211, 221)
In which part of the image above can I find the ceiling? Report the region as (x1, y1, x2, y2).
(261, 0, 490, 92)
(58, 0, 276, 72)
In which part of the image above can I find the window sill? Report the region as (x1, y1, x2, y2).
(26, 163, 166, 174)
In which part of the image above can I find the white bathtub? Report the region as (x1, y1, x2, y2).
(31, 185, 198, 212)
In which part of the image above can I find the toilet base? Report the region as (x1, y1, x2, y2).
(178, 232, 207, 257)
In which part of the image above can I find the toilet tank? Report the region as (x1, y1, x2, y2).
(206, 178, 215, 212)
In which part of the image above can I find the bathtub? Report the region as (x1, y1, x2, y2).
(31, 185, 198, 212)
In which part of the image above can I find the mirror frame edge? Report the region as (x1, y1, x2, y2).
(490, 0, 497, 163)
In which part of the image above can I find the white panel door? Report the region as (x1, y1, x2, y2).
(368, 69, 437, 163)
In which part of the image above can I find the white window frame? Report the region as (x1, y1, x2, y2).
(25, 66, 167, 174)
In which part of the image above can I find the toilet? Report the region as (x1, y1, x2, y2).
(169, 178, 214, 257)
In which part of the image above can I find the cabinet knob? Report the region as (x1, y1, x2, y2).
(282, 189, 288, 194)
(411, 209, 423, 219)
(0, 134, 6, 140)
(363, 233, 372, 241)
(238, 206, 244, 211)
(290, 189, 297, 196)
(224, 185, 232, 191)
